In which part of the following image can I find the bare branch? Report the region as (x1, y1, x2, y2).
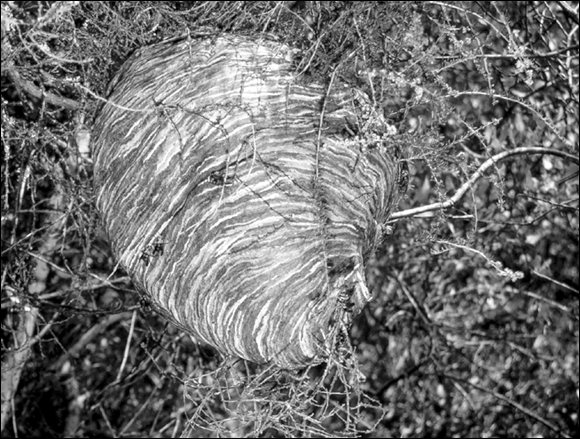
(426, 1, 509, 43)
(0, 307, 38, 433)
(29, 34, 94, 64)
(449, 92, 574, 148)
(72, 83, 151, 113)
(52, 312, 133, 372)
(444, 374, 570, 438)
(115, 310, 138, 382)
(1, 158, 67, 433)
(390, 147, 580, 220)
(532, 270, 580, 296)
(556, 1, 580, 24)
(435, 44, 580, 60)
(5, 64, 80, 110)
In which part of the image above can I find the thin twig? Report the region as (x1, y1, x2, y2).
(5, 65, 80, 110)
(450, 91, 574, 148)
(316, 69, 337, 179)
(73, 82, 151, 113)
(532, 270, 580, 295)
(119, 380, 159, 436)
(427, 1, 509, 42)
(390, 147, 579, 220)
(556, 0, 580, 24)
(1, 155, 67, 433)
(0, 307, 38, 434)
(98, 405, 116, 437)
(434, 44, 580, 60)
(393, 275, 432, 326)
(116, 310, 137, 382)
(29, 33, 94, 64)
(25, 250, 72, 275)
(52, 312, 132, 372)
(444, 374, 570, 437)
(63, 373, 83, 438)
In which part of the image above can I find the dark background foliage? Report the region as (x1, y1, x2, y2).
(1, 1, 578, 437)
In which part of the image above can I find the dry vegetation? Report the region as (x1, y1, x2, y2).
(1, 1, 578, 437)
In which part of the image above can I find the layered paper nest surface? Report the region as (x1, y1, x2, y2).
(93, 34, 401, 368)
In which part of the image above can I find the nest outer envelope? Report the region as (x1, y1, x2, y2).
(92, 34, 401, 369)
